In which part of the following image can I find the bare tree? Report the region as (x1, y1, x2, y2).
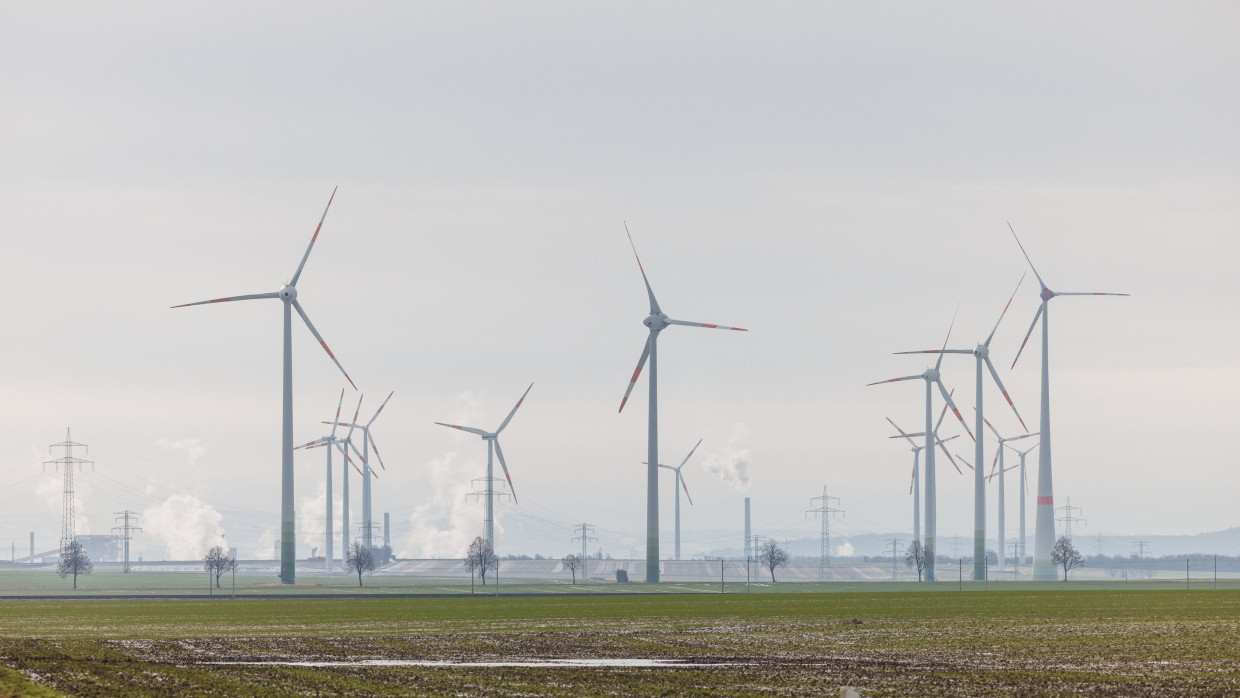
(346, 540, 375, 586)
(1051, 536, 1084, 581)
(203, 545, 236, 588)
(57, 540, 93, 590)
(905, 540, 931, 582)
(757, 538, 788, 582)
(561, 553, 583, 584)
(465, 537, 497, 590)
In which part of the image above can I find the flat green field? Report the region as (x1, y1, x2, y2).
(1, 588, 1237, 696)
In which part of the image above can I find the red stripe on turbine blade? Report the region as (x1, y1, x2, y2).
(731, 327, 747, 331)
(630, 366, 643, 383)
(1037, 496, 1053, 506)
(701, 324, 717, 328)
(618, 397, 629, 413)
(1001, 390, 1014, 405)
(319, 340, 335, 358)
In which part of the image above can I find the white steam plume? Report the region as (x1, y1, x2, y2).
(141, 493, 226, 560)
(702, 422, 752, 491)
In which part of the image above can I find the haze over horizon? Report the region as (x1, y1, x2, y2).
(2, 3, 1236, 562)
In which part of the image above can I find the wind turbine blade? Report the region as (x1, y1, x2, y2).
(984, 271, 1026, 347)
(677, 439, 703, 469)
(625, 223, 661, 315)
(344, 394, 362, 443)
(330, 387, 345, 438)
(954, 453, 972, 472)
(989, 450, 999, 478)
(171, 292, 279, 308)
(894, 349, 972, 355)
(367, 431, 387, 471)
(934, 305, 960, 372)
(1007, 221, 1047, 290)
(292, 300, 356, 389)
(978, 410, 1002, 440)
(1011, 304, 1044, 369)
(348, 439, 368, 467)
(885, 418, 919, 448)
(936, 381, 974, 441)
(1008, 432, 1038, 443)
(680, 474, 693, 506)
(290, 186, 337, 287)
(909, 466, 915, 495)
(866, 374, 923, 387)
(1054, 291, 1131, 297)
(294, 437, 330, 450)
(664, 318, 748, 332)
(936, 434, 961, 444)
(619, 336, 652, 412)
(933, 390, 953, 433)
(493, 438, 517, 505)
(367, 391, 395, 427)
(434, 422, 489, 437)
(937, 440, 962, 474)
(496, 383, 533, 434)
(983, 357, 1028, 431)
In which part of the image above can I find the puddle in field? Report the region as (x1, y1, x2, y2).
(206, 658, 747, 668)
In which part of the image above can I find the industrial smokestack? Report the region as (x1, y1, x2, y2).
(744, 497, 751, 559)
(383, 513, 390, 549)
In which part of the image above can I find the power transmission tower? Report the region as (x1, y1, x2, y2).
(805, 487, 843, 581)
(1010, 540, 1021, 578)
(1055, 497, 1085, 540)
(359, 521, 382, 550)
(44, 429, 93, 559)
(888, 538, 901, 582)
(112, 511, 142, 573)
(1133, 540, 1150, 559)
(571, 523, 597, 579)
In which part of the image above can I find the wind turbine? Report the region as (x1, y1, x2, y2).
(325, 391, 394, 552)
(173, 187, 356, 584)
(1008, 223, 1128, 580)
(980, 416, 1037, 572)
(619, 226, 747, 583)
(886, 392, 963, 543)
(642, 439, 701, 561)
(292, 388, 347, 572)
(1007, 441, 1039, 561)
(435, 383, 533, 551)
(869, 318, 973, 581)
(898, 275, 1028, 580)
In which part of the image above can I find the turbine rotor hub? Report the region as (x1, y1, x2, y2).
(644, 313, 669, 331)
(280, 285, 298, 301)
(1041, 288, 1054, 300)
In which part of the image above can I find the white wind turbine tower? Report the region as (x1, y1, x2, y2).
(173, 187, 356, 585)
(435, 383, 533, 551)
(643, 438, 701, 561)
(326, 391, 394, 551)
(887, 391, 964, 540)
(1008, 223, 1128, 580)
(980, 416, 1036, 572)
(292, 388, 347, 572)
(869, 318, 973, 582)
(1008, 441, 1039, 561)
(886, 413, 960, 544)
(897, 275, 1028, 581)
(619, 226, 746, 583)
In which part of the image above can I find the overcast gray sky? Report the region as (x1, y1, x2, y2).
(1, 2, 1236, 561)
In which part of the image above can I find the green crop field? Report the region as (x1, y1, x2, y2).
(0, 588, 1237, 696)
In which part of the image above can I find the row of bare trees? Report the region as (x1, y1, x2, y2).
(903, 536, 1085, 581)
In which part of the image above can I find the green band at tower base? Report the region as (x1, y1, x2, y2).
(281, 521, 296, 584)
